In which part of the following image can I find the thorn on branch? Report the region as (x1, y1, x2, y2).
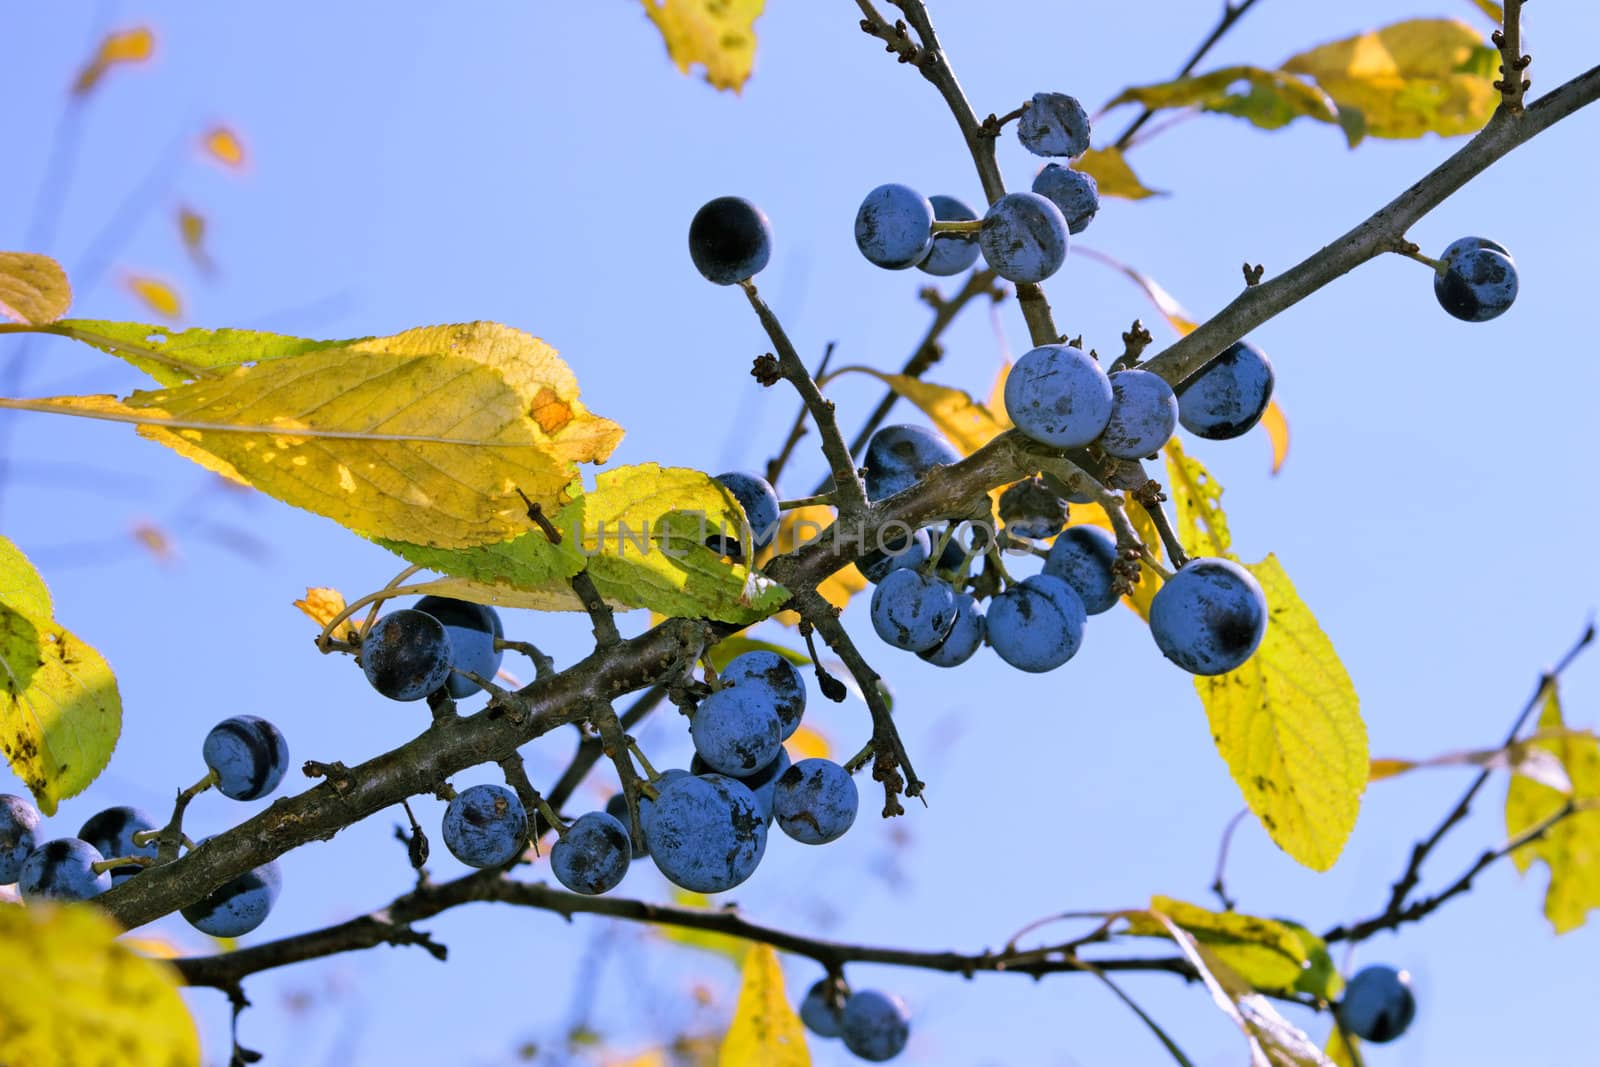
(304, 760, 356, 795)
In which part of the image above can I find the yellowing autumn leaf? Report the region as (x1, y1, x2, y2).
(1125, 896, 1309, 991)
(1260, 400, 1290, 475)
(48, 319, 353, 387)
(719, 944, 809, 1066)
(201, 125, 247, 169)
(581, 464, 789, 623)
(18, 321, 622, 550)
(1283, 19, 1500, 143)
(293, 586, 360, 640)
(125, 275, 183, 320)
(0, 905, 198, 1067)
(824, 366, 1005, 456)
(177, 206, 214, 274)
(1073, 147, 1163, 200)
(1167, 442, 1365, 870)
(642, 0, 764, 92)
(1108, 65, 1338, 132)
(0, 252, 72, 325)
(1073, 247, 1198, 336)
(985, 360, 1012, 429)
(0, 536, 121, 814)
(1505, 684, 1600, 933)
(72, 27, 154, 96)
(787, 724, 830, 761)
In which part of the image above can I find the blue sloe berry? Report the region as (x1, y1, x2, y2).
(689, 196, 772, 285)
(721, 650, 807, 739)
(690, 686, 783, 776)
(1100, 369, 1178, 458)
(362, 608, 453, 701)
(0, 794, 40, 883)
(918, 194, 982, 276)
(1434, 236, 1517, 321)
(986, 574, 1087, 672)
(917, 592, 986, 668)
(1004, 344, 1114, 449)
(979, 192, 1068, 283)
(1337, 965, 1416, 1044)
(203, 715, 290, 801)
(78, 805, 158, 884)
(645, 773, 767, 893)
(551, 811, 631, 896)
(774, 758, 858, 845)
(181, 848, 282, 937)
(1031, 163, 1099, 234)
(869, 569, 958, 652)
(840, 989, 912, 1062)
(1018, 92, 1091, 157)
(414, 595, 503, 699)
(709, 471, 781, 559)
(800, 978, 847, 1038)
(1148, 558, 1267, 675)
(855, 184, 934, 270)
(1043, 525, 1120, 615)
(442, 783, 528, 868)
(18, 839, 111, 903)
(863, 425, 961, 501)
(1176, 340, 1274, 440)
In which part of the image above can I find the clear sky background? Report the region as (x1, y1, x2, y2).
(3, 2, 1599, 1065)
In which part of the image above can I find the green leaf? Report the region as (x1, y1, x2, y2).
(51, 319, 351, 386)
(582, 464, 790, 624)
(1074, 147, 1164, 200)
(1165, 443, 1366, 871)
(1108, 66, 1338, 132)
(0, 904, 199, 1067)
(1277, 920, 1343, 1000)
(1283, 19, 1500, 141)
(1505, 683, 1600, 932)
(0, 537, 121, 814)
(1126, 896, 1309, 991)
(718, 943, 809, 1066)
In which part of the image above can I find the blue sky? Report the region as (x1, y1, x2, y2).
(3, 2, 1599, 1064)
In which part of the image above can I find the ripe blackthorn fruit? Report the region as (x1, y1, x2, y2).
(551, 811, 631, 896)
(863, 425, 961, 501)
(918, 194, 982, 276)
(1148, 558, 1267, 675)
(1018, 92, 1091, 157)
(1100, 369, 1178, 458)
(869, 569, 958, 652)
(78, 805, 158, 883)
(442, 783, 528, 868)
(721, 650, 807, 740)
(840, 989, 912, 1062)
(800, 978, 846, 1038)
(18, 839, 111, 903)
(414, 595, 503, 699)
(917, 591, 985, 668)
(645, 773, 767, 893)
(986, 574, 1087, 672)
(1043, 525, 1120, 615)
(181, 849, 282, 937)
(979, 192, 1068, 283)
(773, 758, 858, 845)
(689, 685, 783, 777)
(1337, 965, 1416, 1044)
(1434, 236, 1517, 321)
(1004, 344, 1114, 448)
(362, 608, 453, 701)
(1031, 163, 1099, 234)
(998, 475, 1069, 540)
(855, 184, 934, 269)
(689, 196, 772, 285)
(710, 471, 781, 558)
(0, 794, 40, 883)
(203, 715, 290, 801)
(1176, 340, 1274, 440)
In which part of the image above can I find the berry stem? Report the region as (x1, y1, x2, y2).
(929, 218, 982, 235)
(92, 854, 157, 875)
(778, 492, 836, 511)
(1396, 246, 1444, 273)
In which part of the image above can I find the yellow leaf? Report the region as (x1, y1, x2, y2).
(1108, 65, 1338, 131)
(1164, 438, 1232, 559)
(1168, 441, 1364, 871)
(0, 252, 72, 325)
(642, 0, 764, 92)
(1073, 246, 1197, 336)
(1197, 555, 1366, 870)
(131, 519, 176, 563)
(1125, 896, 1309, 991)
(1260, 399, 1290, 475)
(177, 206, 214, 274)
(581, 464, 789, 623)
(201, 125, 247, 169)
(719, 944, 809, 1066)
(708, 636, 809, 673)
(22, 321, 622, 550)
(120, 933, 185, 959)
(1073, 147, 1163, 200)
(1467, 0, 1504, 24)
(0, 906, 198, 1066)
(769, 505, 866, 627)
(659, 889, 748, 966)
(71, 27, 155, 96)
(125, 275, 183, 320)
(824, 366, 1005, 457)
(293, 586, 364, 640)
(1326, 1025, 1364, 1067)
(1368, 757, 1416, 782)
(0, 537, 121, 814)
(1283, 19, 1500, 142)
(1505, 684, 1600, 932)
(786, 724, 830, 761)
(985, 359, 1012, 429)
(399, 575, 597, 613)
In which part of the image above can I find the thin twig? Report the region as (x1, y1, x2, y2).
(1111, 0, 1266, 151)
(765, 342, 836, 488)
(1209, 808, 1250, 912)
(1494, 0, 1531, 111)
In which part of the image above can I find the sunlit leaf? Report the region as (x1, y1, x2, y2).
(659, 889, 748, 967)
(0, 905, 198, 1066)
(1167, 442, 1364, 871)
(125, 275, 183, 320)
(985, 359, 1012, 429)
(45, 319, 350, 387)
(1467, 0, 1504, 24)
(1283, 19, 1500, 143)
(1505, 684, 1600, 932)
(71, 27, 154, 96)
(1147, 911, 1335, 1066)
(1126, 897, 1309, 991)
(0, 252, 72, 325)
(1073, 147, 1163, 200)
(719, 944, 809, 1066)
(201, 125, 247, 169)
(1326, 1026, 1364, 1067)
(293, 586, 361, 641)
(1073, 247, 1198, 336)
(786, 724, 830, 761)
(823, 366, 1005, 456)
(22, 321, 623, 550)
(1277, 920, 1343, 1000)
(641, 0, 764, 92)
(0, 536, 121, 814)
(1108, 66, 1338, 132)
(582, 464, 789, 623)
(1260, 400, 1290, 475)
